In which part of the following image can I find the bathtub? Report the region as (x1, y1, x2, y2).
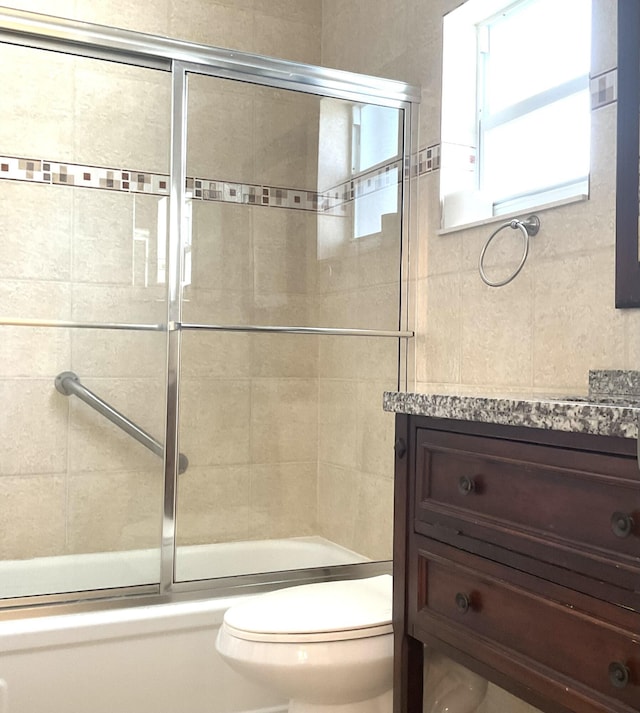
(0, 537, 371, 713)
(2, 536, 368, 599)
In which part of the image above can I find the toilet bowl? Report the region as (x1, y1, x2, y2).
(215, 574, 394, 713)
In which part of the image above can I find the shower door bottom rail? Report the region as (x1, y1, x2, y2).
(177, 322, 414, 338)
(55, 371, 189, 474)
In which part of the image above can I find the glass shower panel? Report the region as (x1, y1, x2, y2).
(175, 71, 405, 582)
(0, 44, 170, 597)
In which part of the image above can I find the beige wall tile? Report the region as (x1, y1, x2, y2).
(356, 381, 396, 478)
(249, 462, 317, 539)
(251, 333, 318, 378)
(0, 474, 66, 559)
(316, 253, 359, 295)
(252, 209, 317, 296)
(317, 98, 352, 190)
(253, 12, 321, 65)
(0, 278, 71, 322)
(70, 328, 166, 381)
(67, 470, 163, 553)
(350, 472, 393, 561)
(74, 0, 170, 35)
(254, 0, 322, 27)
(0, 326, 71, 379)
(70, 274, 165, 318)
(71, 190, 137, 287)
(0, 379, 69, 475)
(354, 337, 399, 383)
(317, 463, 360, 550)
(0, 43, 75, 161)
(316, 211, 356, 263)
(624, 309, 640, 370)
(190, 202, 254, 296)
(318, 379, 357, 469)
(461, 270, 533, 388)
(187, 77, 255, 182)
(253, 89, 320, 188)
(533, 249, 625, 392)
(181, 330, 252, 380)
(416, 274, 461, 385)
(318, 291, 356, 329)
(73, 60, 171, 171)
(179, 378, 251, 466)
(169, 0, 255, 51)
(419, 177, 463, 280)
(251, 378, 318, 463)
(0, 182, 73, 283)
(175, 465, 250, 546)
(253, 292, 317, 327)
(318, 337, 361, 380)
(4, 0, 75, 16)
(357, 283, 401, 331)
(182, 285, 254, 326)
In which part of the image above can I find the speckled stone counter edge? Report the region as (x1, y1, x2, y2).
(382, 391, 640, 439)
(589, 369, 640, 399)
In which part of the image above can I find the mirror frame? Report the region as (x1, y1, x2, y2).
(615, 0, 640, 307)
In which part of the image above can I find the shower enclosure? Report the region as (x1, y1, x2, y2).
(0, 7, 418, 609)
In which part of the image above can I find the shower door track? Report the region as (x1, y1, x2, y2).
(179, 323, 415, 338)
(0, 6, 420, 612)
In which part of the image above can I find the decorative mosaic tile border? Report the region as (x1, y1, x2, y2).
(187, 177, 319, 211)
(590, 68, 617, 110)
(0, 154, 408, 214)
(0, 156, 171, 194)
(416, 144, 441, 176)
(0, 155, 325, 212)
(320, 160, 403, 214)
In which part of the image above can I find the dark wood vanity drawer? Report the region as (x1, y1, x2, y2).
(412, 539, 640, 713)
(414, 429, 640, 589)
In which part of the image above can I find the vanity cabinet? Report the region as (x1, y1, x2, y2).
(393, 414, 640, 713)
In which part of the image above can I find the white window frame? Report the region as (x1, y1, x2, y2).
(440, 0, 591, 230)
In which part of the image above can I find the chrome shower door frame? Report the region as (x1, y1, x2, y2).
(0, 7, 420, 611)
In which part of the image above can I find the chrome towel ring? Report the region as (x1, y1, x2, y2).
(478, 215, 540, 287)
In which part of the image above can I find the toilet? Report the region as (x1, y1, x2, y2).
(215, 574, 394, 713)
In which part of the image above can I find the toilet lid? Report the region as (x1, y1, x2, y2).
(223, 574, 393, 643)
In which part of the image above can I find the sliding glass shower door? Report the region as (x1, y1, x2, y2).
(0, 7, 418, 606)
(0, 42, 170, 599)
(174, 69, 407, 583)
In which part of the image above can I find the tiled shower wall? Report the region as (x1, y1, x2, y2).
(1, 0, 400, 563)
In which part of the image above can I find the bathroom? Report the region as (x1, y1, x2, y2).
(0, 1, 636, 713)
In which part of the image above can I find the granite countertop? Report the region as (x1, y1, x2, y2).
(383, 371, 640, 440)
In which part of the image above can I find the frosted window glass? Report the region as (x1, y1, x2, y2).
(484, 0, 591, 115)
(482, 91, 590, 200)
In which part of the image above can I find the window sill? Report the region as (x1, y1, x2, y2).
(437, 192, 589, 236)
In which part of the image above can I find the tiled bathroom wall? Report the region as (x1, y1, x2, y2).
(322, 0, 635, 400)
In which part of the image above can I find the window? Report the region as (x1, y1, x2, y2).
(440, 0, 592, 229)
(352, 104, 401, 238)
